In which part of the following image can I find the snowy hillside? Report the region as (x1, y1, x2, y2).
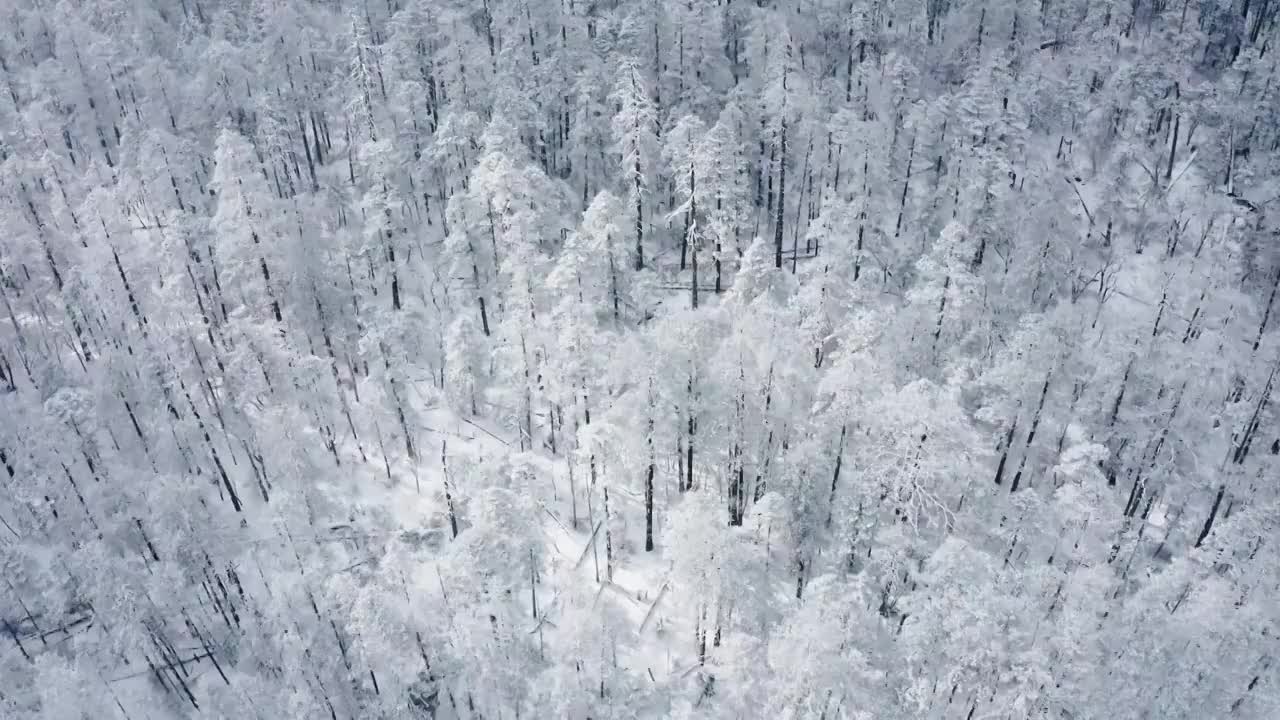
(2, 1, 1279, 719)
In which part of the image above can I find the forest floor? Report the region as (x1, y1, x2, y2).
(369, 405, 704, 711)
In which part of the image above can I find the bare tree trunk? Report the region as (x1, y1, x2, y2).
(1011, 372, 1052, 493)
(603, 484, 614, 581)
(827, 425, 847, 526)
(646, 379, 656, 551)
(774, 119, 787, 268)
(441, 441, 459, 538)
(686, 375, 696, 490)
(691, 239, 699, 309)
(1194, 484, 1225, 548)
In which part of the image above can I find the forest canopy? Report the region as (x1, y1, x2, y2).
(1, 0, 1278, 718)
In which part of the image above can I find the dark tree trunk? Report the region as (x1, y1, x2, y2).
(686, 376, 696, 490)
(827, 424, 847, 527)
(895, 134, 916, 243)
(691, 242, 699, 310)
(646, 379, 656, 551)
(441, 441, 460, 538)
(774, 119, 787, 268)
(1011, 372, 1053, 493)
(1194, 484, 1225, 548)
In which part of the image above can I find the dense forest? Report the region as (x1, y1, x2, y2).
(2, 0, 1279, 717)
